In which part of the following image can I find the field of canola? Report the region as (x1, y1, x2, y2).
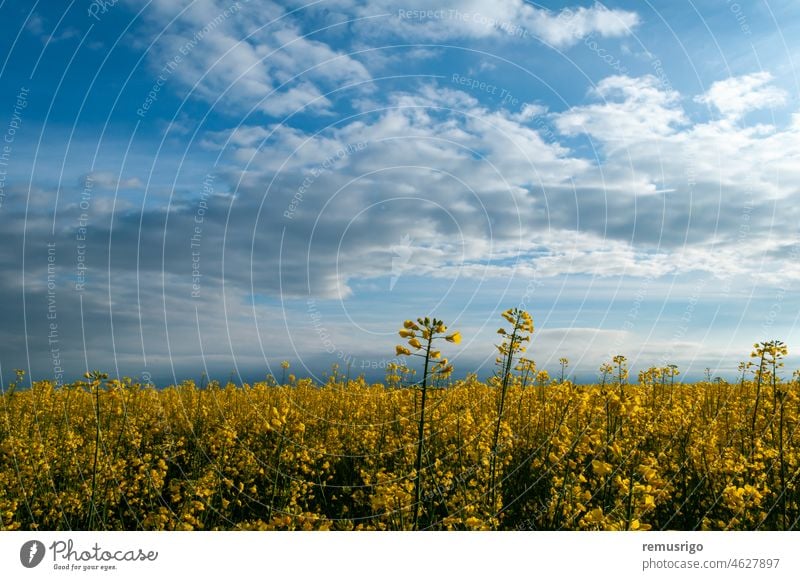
(1, 313, 798, 531)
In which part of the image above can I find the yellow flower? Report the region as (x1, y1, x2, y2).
(445, 332, 461, 344)
(404, 320, 419, 330)
(398, 329, 415, 338)
(408, 338, 422, 350)
(592, 460, 612, 477)
(395, 345, 411, 356)
(585, 508, 604, 524)
(465, 516, 483, 528)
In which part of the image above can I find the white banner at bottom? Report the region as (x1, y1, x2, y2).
(1, 531, 797, 579)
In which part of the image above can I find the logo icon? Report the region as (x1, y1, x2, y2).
(20, 540, 46, 568)
(390, 234, 416, 290)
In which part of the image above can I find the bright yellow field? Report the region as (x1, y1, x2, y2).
(1, 371, 798, 531)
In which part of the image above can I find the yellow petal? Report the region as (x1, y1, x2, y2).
(446, 332, 462, 344)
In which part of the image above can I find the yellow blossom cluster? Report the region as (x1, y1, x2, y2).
(0, 336, 798, 531)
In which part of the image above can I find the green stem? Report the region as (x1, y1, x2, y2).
(489, 323, 519, 517)
(412, 336, 432, 530)
(88, 381, 101, 529)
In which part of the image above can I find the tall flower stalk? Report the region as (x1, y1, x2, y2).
(613, 355, 628, 397)
(559, 357, 569, 383)
(86, 370, 108, 530)
(489, 308, 533, 514)
(395, 316, 459, 530)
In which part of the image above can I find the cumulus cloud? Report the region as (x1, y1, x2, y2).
(328, 0, 639, 48)
(525, 2, 640, 48)
(555, 75, 687, 145)
(132, 0, 370, 116)
(183, 73, 800, 301)
(695, 72, 788, 121)
(129, 0, 638, 119)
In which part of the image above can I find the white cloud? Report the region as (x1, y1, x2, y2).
(526, 2, 640, 48)
(694, 72, 788, 121)
(555, 75, 687, 144)
(178, 69, 800, 305)
(511, 102, 547, 122)
(133, 1, 637, 118)
(135, 0, 370, 116)
(82, 171, 144, 190)
(327, 0, 640, 48)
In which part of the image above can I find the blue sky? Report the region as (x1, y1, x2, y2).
(1, 0, 800, 386)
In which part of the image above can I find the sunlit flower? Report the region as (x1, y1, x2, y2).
(445, 332, 461, 344)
